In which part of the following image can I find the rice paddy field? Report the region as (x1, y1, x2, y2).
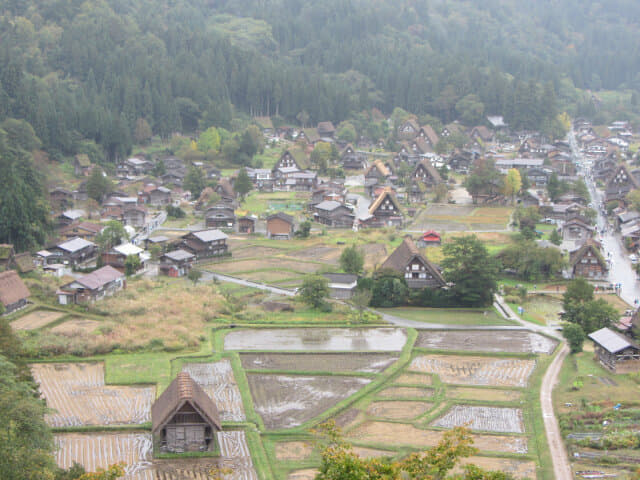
(37, 320, 556, 480)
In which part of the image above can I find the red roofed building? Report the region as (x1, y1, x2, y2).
(417, 230, 441, 247)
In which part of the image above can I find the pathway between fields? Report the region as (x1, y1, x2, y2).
(199, 270, 296, 296)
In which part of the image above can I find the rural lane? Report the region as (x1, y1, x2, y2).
(541, 343, 572, 480)
(199, 270, 296, 296)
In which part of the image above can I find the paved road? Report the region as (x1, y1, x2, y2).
(199, 270, 296, 296)
(570, 129, 640, 305)
(540, 343, 572, 480)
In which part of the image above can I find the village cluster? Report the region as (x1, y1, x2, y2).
(4, 113, 640, 480)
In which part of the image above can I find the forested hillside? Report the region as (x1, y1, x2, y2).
(1, 0, 640, 160)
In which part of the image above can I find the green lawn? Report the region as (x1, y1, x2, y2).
(378, 307, 514, 326)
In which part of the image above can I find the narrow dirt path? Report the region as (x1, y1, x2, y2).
(541, 343, 572, 480)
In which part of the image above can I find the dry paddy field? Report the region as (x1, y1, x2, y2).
(446, 386, 522, 402)
(247, 373, 371, 429)
(431, 405, 524, 433)
(415, 330, 556, 354)
(347, 421, 528, 453)
(51, 318, 102, 335)
(366, 401, 432, 420)
(211, 258, 320, 275)
(409, 355, 536, 388)
(377, 386, 434, 399)
(394, 373, 433, 385)
(55, 431, 257, 480)
(225, 328, 407, 352)
(32, 363, 154, 427)
(275, 442, 313, 461)
(182, 360, 245, 421)
(11, 309, 66, 330)
(240, 353, 398, 373)
(455, 457, 537, 480)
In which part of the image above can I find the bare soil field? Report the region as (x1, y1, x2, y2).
(352, 446, 395, 458)
(377, 386, 434, 399)
(366, 401, 432, 420)
(287, 246, 341, 263)
(415, 330, 556, 354)
(333, 408, 363, 429)
(275, 441, 313, 461)
(11, 310, 65, 330)
(238, 270, 304, 284)
(50, 318, 102, 335)
(455, 457, 537, 479)
(247, 373, 371, 429)
(182, 360, 246, 421)
(211, 258, 319, 275)
(227, 245, 284, 259)
(394, 373, 433, 385)
(240, 353, 398, 373)
(225, 328, 407, 352)
(409, 355, 536, 388)
(32, 362, 154, 427)
(411, 205, 512, 232)
(431, 405, 524, 433)
(287, 469, 318, 480)
(446, 387, 522, 402)
(347, 421, 528, 453)
(55, 431, 257, 480)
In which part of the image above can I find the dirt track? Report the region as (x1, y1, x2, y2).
(541, 343, 572, 480)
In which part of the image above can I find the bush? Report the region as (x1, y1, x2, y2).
(504, 295, 522, 304)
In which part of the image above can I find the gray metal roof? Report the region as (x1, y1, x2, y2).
(315, 200, 343, 211)
(57, 237, 96, 253)
(588, 327, 638, 353)
(164, 249, 195, 261)
(192, 229, 228, 242)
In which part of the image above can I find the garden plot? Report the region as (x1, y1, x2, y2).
(11, 310, 65, 330)
(348, 421, 528, 453)
(240, 353, 398, 373)
(366, 401, 432, 420)
(286, 246, 341, 263)
(225, 328, 407, 352)
(409, 355, 536, 388)
(182, 360, 245, 421)
(211, 258, 320, 275)
(431, 406, 524, 433)
(415, 330, 556, 354)
(227, 245, 283, 259)
(394, 373, 432, 385)
(55, 431, 257, 480)
(32, 363, 154, 427)
(247, 373, 371, 429)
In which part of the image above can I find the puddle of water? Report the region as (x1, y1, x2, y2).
(224, 328, 407, 351)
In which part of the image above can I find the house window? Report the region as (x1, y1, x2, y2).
(412, 264, 419, 271)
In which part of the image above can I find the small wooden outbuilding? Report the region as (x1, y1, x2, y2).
(152, 372, 222, 453)
(589, 327, 640, 374)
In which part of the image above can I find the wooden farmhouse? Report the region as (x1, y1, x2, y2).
(381, 236, 446, 289)
(412, 159, 442, 187)
(561, 217, 594, 244)
(569, 238, 608, 280)
(57, 266, 125, 304)
(50, 237, 98, 266)
(266, 212, 295, 239)
(589, 327, 640, 374)
(152, 372, 222, 453)
(397, 118, 420, 140)
(366, 187, 403, 227)
(160, 249, 195, 277)
(605, 163, 640, 203)
(181, 230, 228, 260)
(0, 270, 30, 314)
(418, 125, 439, 149)
(273, 150, 306, 178)
(312, 200, 355, 228)
(205, 204, 236, 229)
(341, 144, 367, 170)
(58, 221, 103, 242)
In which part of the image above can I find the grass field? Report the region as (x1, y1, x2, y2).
(411, 206, 514, 232)
(378, 307, 513, 326)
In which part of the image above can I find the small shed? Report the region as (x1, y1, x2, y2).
(322, 273, 358, 299)
(589, 327, 640, 374)
(152, 372, 222, 453)
(266, 212, 294, 239)
(417, 230, 441, 247)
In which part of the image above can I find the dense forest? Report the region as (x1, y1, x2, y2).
(1, 0, 640, 161)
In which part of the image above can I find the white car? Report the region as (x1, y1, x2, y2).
(630, 254, 638, 264)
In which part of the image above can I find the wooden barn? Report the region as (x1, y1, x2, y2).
(589, 327, 640, 374)
(152, 372, 222, 453)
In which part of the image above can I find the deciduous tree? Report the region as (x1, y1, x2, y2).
(299, 275, 330, 309)
(339, 245, 364, 275)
